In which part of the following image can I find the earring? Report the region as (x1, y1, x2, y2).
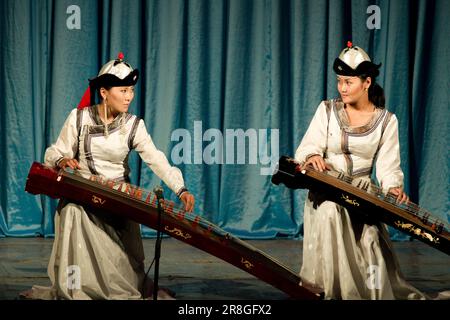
(103, 99, 109, 138)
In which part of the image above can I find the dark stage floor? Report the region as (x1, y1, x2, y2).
(0, 237, 449, 300)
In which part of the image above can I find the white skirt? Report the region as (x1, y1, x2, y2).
(30, 201, 147, 300)
(299, 194, 426, 300)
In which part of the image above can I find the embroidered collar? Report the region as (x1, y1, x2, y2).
(89, 104, 127, 128)
(333, 99, 386, 135)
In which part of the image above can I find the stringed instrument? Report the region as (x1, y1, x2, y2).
(271, 155, 449, 255)
(25, 161, 321, 300)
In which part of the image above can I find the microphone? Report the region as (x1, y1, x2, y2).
(153, 186, 164, 300)
(154, 186, 164, 200)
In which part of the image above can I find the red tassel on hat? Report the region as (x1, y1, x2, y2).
(77, 86, 92, 109)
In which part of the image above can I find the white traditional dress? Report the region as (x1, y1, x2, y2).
(30, 105, 185, 299)
(295, 99, 426, 300)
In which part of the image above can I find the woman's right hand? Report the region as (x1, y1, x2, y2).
(58, 158, 81, 170)
(180, 192, 195, 213)
(301, 155, 331, 172)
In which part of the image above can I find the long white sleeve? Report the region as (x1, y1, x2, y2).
(133, 120, 185, 194)
(295, 101, 328, 163)
(375, 114, 404, 192)
(44, 109, 78, 167)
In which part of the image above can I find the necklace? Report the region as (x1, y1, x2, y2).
(344, 102, 376, 113)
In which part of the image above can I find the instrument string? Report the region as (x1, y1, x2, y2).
(84, 173, 297, 268)
(306, 167, 449, 232)
(85, 173, 233, 237)
(73, 168, 449, 234)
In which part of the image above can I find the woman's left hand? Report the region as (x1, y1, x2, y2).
(388, 187, 409, 205)
(180, 192, 195, 213)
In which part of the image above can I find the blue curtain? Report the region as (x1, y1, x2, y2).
(1, 0, 449, 239)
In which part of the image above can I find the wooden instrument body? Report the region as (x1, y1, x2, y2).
(25, 161, 320, 300)
(272, 156, 450, 256)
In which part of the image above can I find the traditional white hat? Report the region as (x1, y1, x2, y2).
(89, 52, 139, 89)
(78, 52, 139, 109)
(333, 41, 381, 77)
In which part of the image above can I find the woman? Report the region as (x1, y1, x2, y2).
(295, 42, 425, 299)
(23, 53, 195, 300)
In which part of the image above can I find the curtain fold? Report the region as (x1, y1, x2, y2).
(1, 0, 448, 239)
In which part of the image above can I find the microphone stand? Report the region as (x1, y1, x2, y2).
(153, 186, 164, 301)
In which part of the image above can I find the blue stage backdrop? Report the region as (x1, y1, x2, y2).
(0, 0, 449, 239)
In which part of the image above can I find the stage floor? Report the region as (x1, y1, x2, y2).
(0, 237, 449, 300)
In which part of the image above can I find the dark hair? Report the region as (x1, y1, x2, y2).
(96, 86, 112, 103)
(359, 75, 385, 109)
